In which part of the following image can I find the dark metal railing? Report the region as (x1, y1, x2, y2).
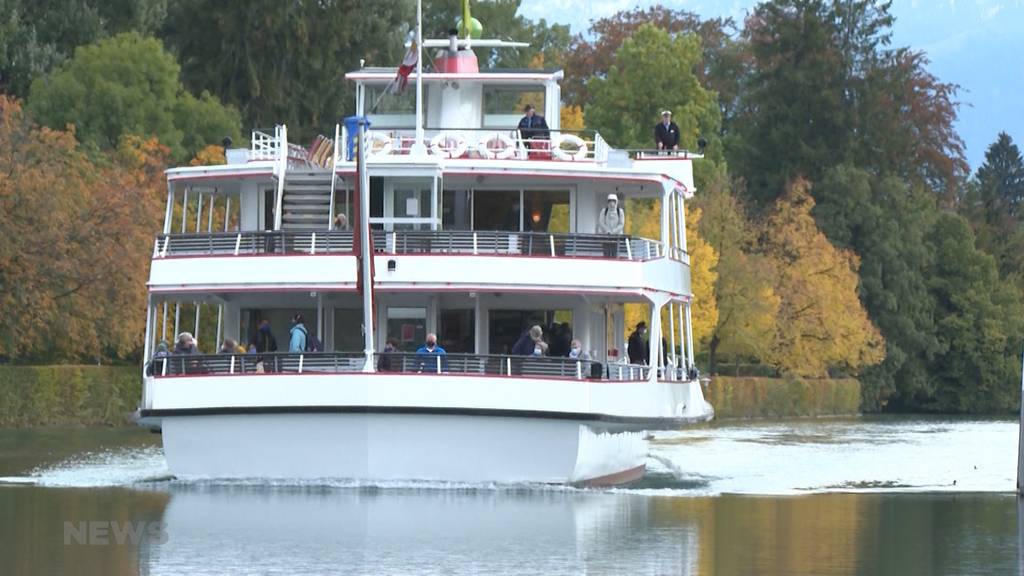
(154, 231, 354, 257)
(147, 351, 656, 382)
(148, 351, 366, 376)
(372, 230, 679, 262)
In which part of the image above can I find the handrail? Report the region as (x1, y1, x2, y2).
(328, 123, 340, 230)
(340, 127, 607, 163)
(370, 230, 680, 262)
(148, 351, 655, 381)
(273, 124, 287, 230)
(154, 231, 354, 256)
(151, 229, 689, 263)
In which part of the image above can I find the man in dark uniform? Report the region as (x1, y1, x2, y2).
(517, 104, 550, 141)
(654, 110, 680, 152)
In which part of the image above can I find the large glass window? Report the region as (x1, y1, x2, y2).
(473, 190, 521, 231)
(488, 309, 573, 355)
(439, 309, 475, 353)
(392, 187, 432, 230)
(241, 308, 317, 352)
(442, 189, 472, 230)
(524, 190, 570, 233)
(365, 85, 418, 128)
(483, 86, 545, 129)
(386, 307, 427, 352)
(333, 308, 363, 352)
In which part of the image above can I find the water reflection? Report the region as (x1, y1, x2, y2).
(2, 483, 1019, 576)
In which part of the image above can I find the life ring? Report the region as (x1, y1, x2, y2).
(430, 132, 469, 158)
(364, 131, 393, 157)
(552, 133, 589, 161)
(476, 133, 517, 160)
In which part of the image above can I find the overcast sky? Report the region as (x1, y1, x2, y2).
(518, 0, 1024, 173)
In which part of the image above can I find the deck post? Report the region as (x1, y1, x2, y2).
(646, 293, 669, 383)
(1018, 346, 1024, 495)
(685, 301, 696, 370)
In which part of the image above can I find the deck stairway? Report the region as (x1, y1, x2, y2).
(280, 171, 333, 231)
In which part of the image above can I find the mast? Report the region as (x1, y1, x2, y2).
(410, 0, 427, 157)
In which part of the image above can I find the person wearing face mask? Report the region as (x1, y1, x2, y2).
(568, 339, 590, 360)
(415, 332, 448, 373)
(627, 321, 649, 365)
(597, 193, 625, 257)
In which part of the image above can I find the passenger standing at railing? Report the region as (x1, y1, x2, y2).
(147, 341, 170, 376)
(255, 320, 278, 353)
(627, 322, 649, 365)
(289, 314, 308, 353)
(378, 339, 398, 372)
(655, 110, 680, 152)
(597, 193, 625, 257)
(415, 333, 447, 373)
(173, 332, 198, 355)
(518, 104, 550, 159)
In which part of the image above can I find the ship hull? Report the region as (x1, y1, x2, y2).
(158, 412, 650, 485)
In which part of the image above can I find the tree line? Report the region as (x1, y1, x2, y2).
(1, 0, 1022, 412)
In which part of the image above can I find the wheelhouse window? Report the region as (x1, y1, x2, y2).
(482, 86, 545, 129)
(365, 85, 419, 128)
(387, 307, 427, 352)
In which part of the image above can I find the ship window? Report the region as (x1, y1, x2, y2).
(473, 190, 521, 231)
(333, 308, 363, 352)
(523, 190, 570, 233)
(483, 86, 545, 129)
(365, 85, 420, 128)
(439, 309, 475, 353)
(442, 189, 472, 230)
(386, 307, 427, 352)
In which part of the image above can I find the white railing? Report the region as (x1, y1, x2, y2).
(250, 129, 280, 161)
(337, 128, 608, 163)
(154, 231, 354, 257)
(273, 124, 287, 230)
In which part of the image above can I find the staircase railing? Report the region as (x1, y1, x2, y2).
(273, 124, 288, 230)
(328, 123, 340, 230)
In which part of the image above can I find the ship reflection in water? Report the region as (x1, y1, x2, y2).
(0, 419, 1020, 575)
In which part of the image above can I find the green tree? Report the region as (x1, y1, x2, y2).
(758, 178, 884, 377)
(585, 24, 721, 157)
(423, 0, 571, 69)
(163, 0, 411, 140)
(926, 213, 1024, 412)
(814, 165, 942, 409)
(961, 132, 1024, 280)
(0, 0, 166, 96)
(27, 32, 240, 162)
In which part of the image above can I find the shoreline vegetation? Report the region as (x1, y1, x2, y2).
(0, 365, 864, 427)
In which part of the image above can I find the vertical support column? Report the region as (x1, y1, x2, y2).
(161, 302, 168, 346)
(173, 300, 181, 343)
(224, 196, 231, 232)
(317, 293, 324, 342)
(680, 196, 688, 252)
(180, 188, 189, 233)
(143, 296, 154, 362)
(194, 302, 202, 352)
(430, 173, 439, 231)
(685, 300, 695, 370)
(163, 183, 174, 234)
(646, 293, 669, 383)
(195, 192, 203, 233)
(215, 304, 223, 352)
(474, 294, 483, 354)
(668, 299, 677, 368)
(207, 193, 215, 233)
(660, 182, 672, 254)
(678, 303, 687, 371)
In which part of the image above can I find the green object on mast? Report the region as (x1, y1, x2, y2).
(457, 0, 483, 39)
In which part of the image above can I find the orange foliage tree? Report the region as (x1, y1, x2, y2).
(0, 97, 167, 363)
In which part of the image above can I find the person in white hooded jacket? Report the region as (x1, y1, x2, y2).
(597, 193, 625, 256)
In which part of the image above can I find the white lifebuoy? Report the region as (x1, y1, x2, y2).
(364, 131, 393, 157)
(430, 132, 469, 159)
(552, 133, 589, 161)
(476, 133, 517, 160)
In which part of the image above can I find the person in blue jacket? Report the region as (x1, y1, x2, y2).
(415, 333, 447, 372)
(289, 313, 308, 353)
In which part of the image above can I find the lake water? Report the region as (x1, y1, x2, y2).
(0, 416, 1021, 575)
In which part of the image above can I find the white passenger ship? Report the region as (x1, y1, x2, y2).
(137, 29, 713, 485)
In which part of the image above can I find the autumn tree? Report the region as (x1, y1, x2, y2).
(758, 179, 884, 376)
(586, 24, 721, 158)
(960, 132, 1024, 281)
(0, 97, 166, 363)
(696, 174, 779, 374)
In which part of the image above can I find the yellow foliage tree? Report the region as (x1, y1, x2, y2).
(623, 198, 718, 358)
(759, 179, 885, 376)
(560, 105, 585, 131)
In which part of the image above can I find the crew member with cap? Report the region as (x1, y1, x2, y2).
(517, 104, 550, 141)
(597, 193, 625, 256)
(655, 110, 680, 152)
